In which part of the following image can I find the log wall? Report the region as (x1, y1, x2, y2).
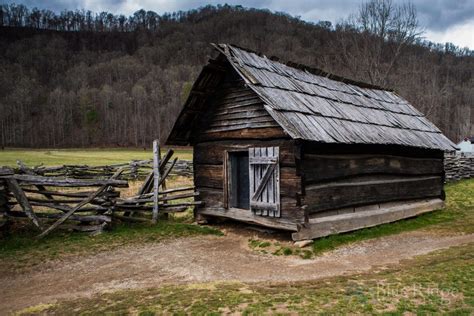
(193, 71, 287, 143)
(191, 72, 304, 230)
(301, 143, 445, 215)
(190, 71, 447, 229)
(194, 139, 304, 230)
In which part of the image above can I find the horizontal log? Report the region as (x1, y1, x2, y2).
(292, 199, 444, 240)
(62, 223, 107, 232)
(117, 201, 202, 208)
(112, 213, 152, 223)
(302, 154, 443, 183)
(3, 215, 107, 232)
(115, 206, 190, 213)
(118, 197, 153, 204)
(0, 167, 14, 176)
(203, 122, 280, 134)
(208, 116, 276, 129)
(194, 164, 301, 197)
(194, 165, 223, 189)
(6, 211, 111, 223)
(25, 196, 108, 205)
(3, 174, 128, 187)
(120, 186, 196, 201)
(198, 188, 224, 208)
(280, 167, 302, 197)
(214, 105, 266, 117)
(197, 207, 298, 231)
(26, 160, 152, 173)
(197, 187, 302, 219)
(160, 191, 200, 201)
(160, 206, 189, 213)
(302, 142, 445, 159)
(22, 188, 119, 198)
(199, 127, 288, 142)
(303, 176, 443, 213)
(122, 191, 199, 204)
(161, 201, 203, 207)
(116, 205, 153, 211)
(29, 201, 109, 213)
(160, 186, 196, 195)
(212, 109, 270, 121)
(194, 140, 298, 166)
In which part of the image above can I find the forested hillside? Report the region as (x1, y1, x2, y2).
(0, 3, 473, 147)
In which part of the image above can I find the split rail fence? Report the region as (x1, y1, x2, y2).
(0, 141, 199, 237)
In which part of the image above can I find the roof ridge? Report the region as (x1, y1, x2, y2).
(222, 43, 392, 92)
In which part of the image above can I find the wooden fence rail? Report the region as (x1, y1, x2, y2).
(15, 157, 193, 180)
(0, 147, 200, 237)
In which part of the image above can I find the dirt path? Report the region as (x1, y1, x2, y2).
(1, 230, 473, 314)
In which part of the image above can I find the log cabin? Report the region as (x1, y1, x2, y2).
(166, 43, 457, 241)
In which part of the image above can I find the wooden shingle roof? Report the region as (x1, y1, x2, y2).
(167, 44, 456, 151)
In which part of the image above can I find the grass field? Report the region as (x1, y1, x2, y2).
(1, 149, 473, 314)
(38, 242, 474, 315)
(0, 147, 193, 167)
(22, 179, 473, 314)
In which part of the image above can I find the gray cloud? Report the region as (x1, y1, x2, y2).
(9, 0, 473, 29)
(414, 0, 474, 31)
(4, 0, 474, 47)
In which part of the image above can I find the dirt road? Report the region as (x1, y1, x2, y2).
(1, 229, 473, 314)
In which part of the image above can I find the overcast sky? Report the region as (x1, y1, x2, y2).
(8, 0, 474, 49)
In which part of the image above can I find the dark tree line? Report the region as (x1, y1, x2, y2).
(0, 2, 472, 148)
(1, 3, 177, 32)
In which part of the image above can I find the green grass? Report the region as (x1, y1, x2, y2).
(248, 239, 271, 248)
(310, 179, 474, 254)
(0, 218, 222, 274)
(0, 147, 193, 167)
(2, 150, 473, 314)
(248, 179, 474, 259)
(36, 242, 474, 314)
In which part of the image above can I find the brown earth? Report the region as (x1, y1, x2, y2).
(1, 228, 473, 314)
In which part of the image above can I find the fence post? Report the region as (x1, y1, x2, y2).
(152, 140, 160, 223)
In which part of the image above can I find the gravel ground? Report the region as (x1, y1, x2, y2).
(1, 228, 473, 314)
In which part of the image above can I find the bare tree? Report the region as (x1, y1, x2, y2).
(335, 0, 422, 86)
(0, 3, 471, 146)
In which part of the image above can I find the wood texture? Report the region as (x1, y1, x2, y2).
(197, 188, 301, 220)
(293, 199, 444, 240)
(152, 140, 160, 223)
(249, 147, 280, 217)
(37, 168, 125, 239)
(303, 176, 443, 213)
(198, 207, 298, 231)
(194, 140, 303, 224)
(194, 164, 224, 189)
(195, 165, 300, 197)
(6, 178, 42, 230)
(194, 140, 298, 166)
(3, 174, 128, 187)
(199, 82, 280, 134)
(220, 45, 455, 151)
(302, 154, 443, 183)
(200, 127, 287, 141)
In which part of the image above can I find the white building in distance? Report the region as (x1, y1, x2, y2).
(457, 137, 474, 153)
